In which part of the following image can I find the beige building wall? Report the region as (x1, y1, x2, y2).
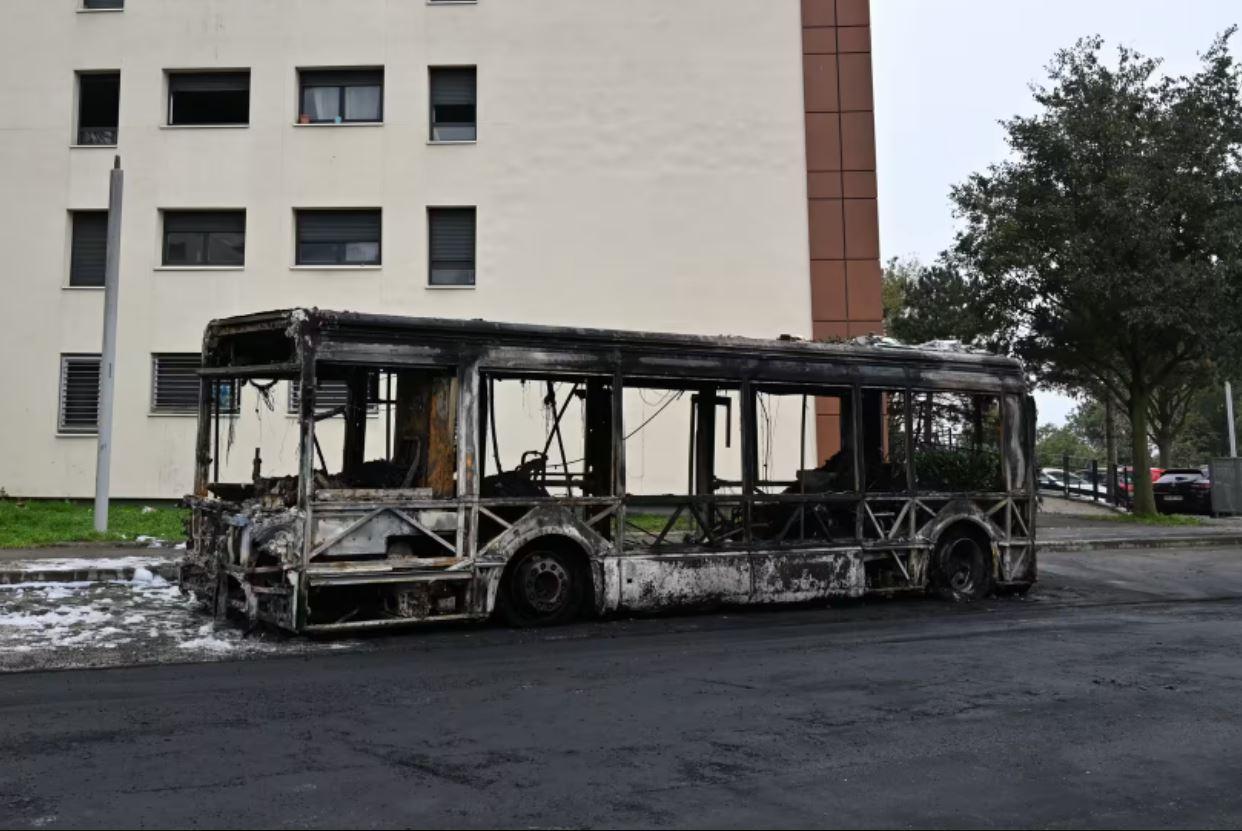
(0, 0, 815, 498)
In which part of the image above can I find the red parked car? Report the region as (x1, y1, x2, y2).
(1116, 466, 1165, 506)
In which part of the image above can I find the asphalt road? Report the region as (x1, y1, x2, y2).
(4, 545, 1242, 829)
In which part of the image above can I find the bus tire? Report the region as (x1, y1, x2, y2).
(497, 544, 586, 628)
(930, 528, 994, 602)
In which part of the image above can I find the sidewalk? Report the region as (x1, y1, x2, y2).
(0, 545, 180, 584)
(1037, 512, 1242, 552)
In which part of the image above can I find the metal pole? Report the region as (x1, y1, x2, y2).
(1227, 381, 1237, 458)
(1104, 394, 1116, 503)
(93, 157, 123, 533)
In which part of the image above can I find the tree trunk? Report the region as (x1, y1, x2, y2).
(1129, 387, 1156, 515)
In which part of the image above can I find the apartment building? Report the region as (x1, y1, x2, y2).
(0, 0, 880, 498)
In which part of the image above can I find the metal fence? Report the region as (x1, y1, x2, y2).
(1039, 454, 1131, 508)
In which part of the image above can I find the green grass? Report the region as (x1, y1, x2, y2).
(624, 512, 697, 533)
(1098, 512, 1205, 527)
(0, 499, 187, 549)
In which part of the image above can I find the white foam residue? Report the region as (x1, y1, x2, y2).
(1, 576, 313, 667)
(7, 556, 174, 572)
(130, 567, 169, 587)
(0, 606, 112, 630)
(178, 635, 237, 653)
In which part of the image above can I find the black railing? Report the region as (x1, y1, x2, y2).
(1040, 454, 1127, 507)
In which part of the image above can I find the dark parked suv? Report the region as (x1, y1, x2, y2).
(1153, 467, 1213, 515)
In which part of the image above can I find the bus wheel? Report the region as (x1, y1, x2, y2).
(498, 545, 585, 627)
(931, 530, 994, 602)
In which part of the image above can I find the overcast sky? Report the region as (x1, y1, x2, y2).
(871, 0, 1239, 424)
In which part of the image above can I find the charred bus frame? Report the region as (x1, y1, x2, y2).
(183, 309, 1037, 633)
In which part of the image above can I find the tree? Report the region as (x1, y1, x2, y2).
(881, 256, 917, 333)
(1035, 423, 1095, 468)
(1066, 397, 1129, 462)
(882, 256, 1004, 346)
(950, 32, 1242, 514)
(1147, 366, 1215, 467)
(1163, 380, 1242, 464)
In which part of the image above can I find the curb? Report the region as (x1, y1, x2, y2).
(1038, 535, 1242, 553)
(0, 540, 181, 554)
(0, 564, 180, 585)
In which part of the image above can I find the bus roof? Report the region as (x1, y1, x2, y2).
(203, 308, 1027, 390)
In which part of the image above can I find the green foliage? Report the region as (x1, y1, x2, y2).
(882, 256, 1002, 346)
(1097, 512, 1205, 527)
(0, 500, 187, 549)
(1035, 423, 1096, 468)
(914, 448, 1004, 492)
(1169, 384, 1242, 463)
(948, 31, 1242, 514)
(1065, 397, 1119, 459)
(624, 513, 695, 534)
(881, 256, 916, 331)
(1062, 382, 1240, 467)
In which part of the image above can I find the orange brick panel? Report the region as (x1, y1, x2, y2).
(813, 321, 850, 341)
(844, 199, 880, 260)
(842, 171, 876, 198)
(808, 199, 845, 260)
(801, 0, 836, 27)
(805, 113, 842, 172)
(847, 320, 884, 338)
(816, 395, 843, 416)
(803, 55, 840, 112)
(816, 413, 843, 461)
(837, 25, 871, 53)
(810, 261, 848, 320)
(836, 0, 870, 26)
(840, 111, 876, 170)
(846, 259, 884, 320)
(803, 28, 838, 55)
(808, 171, 843, 199)
(838, 52, 874, 111)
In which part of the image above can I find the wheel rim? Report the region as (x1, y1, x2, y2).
(519, 554, 571, 615)
(944, 538, 981, 594)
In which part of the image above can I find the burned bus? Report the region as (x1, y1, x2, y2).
(182, 309, 1036, 633)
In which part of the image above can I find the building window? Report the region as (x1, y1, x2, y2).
(167, 71, 250, 126)
(83, 0, 124, 8)
(298, 69, 383, 124)
(287, 380, 378, 414)
(162, 211, 245, 267)
(58, 355, 100, 433)
(69, 211, 108, 287)
(296, 210, 381, 266)
(76, 72, 119, 145)
(150, 354, 202, 413)
(428, 207, 476, 286)
(429, 67, 476, 141)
